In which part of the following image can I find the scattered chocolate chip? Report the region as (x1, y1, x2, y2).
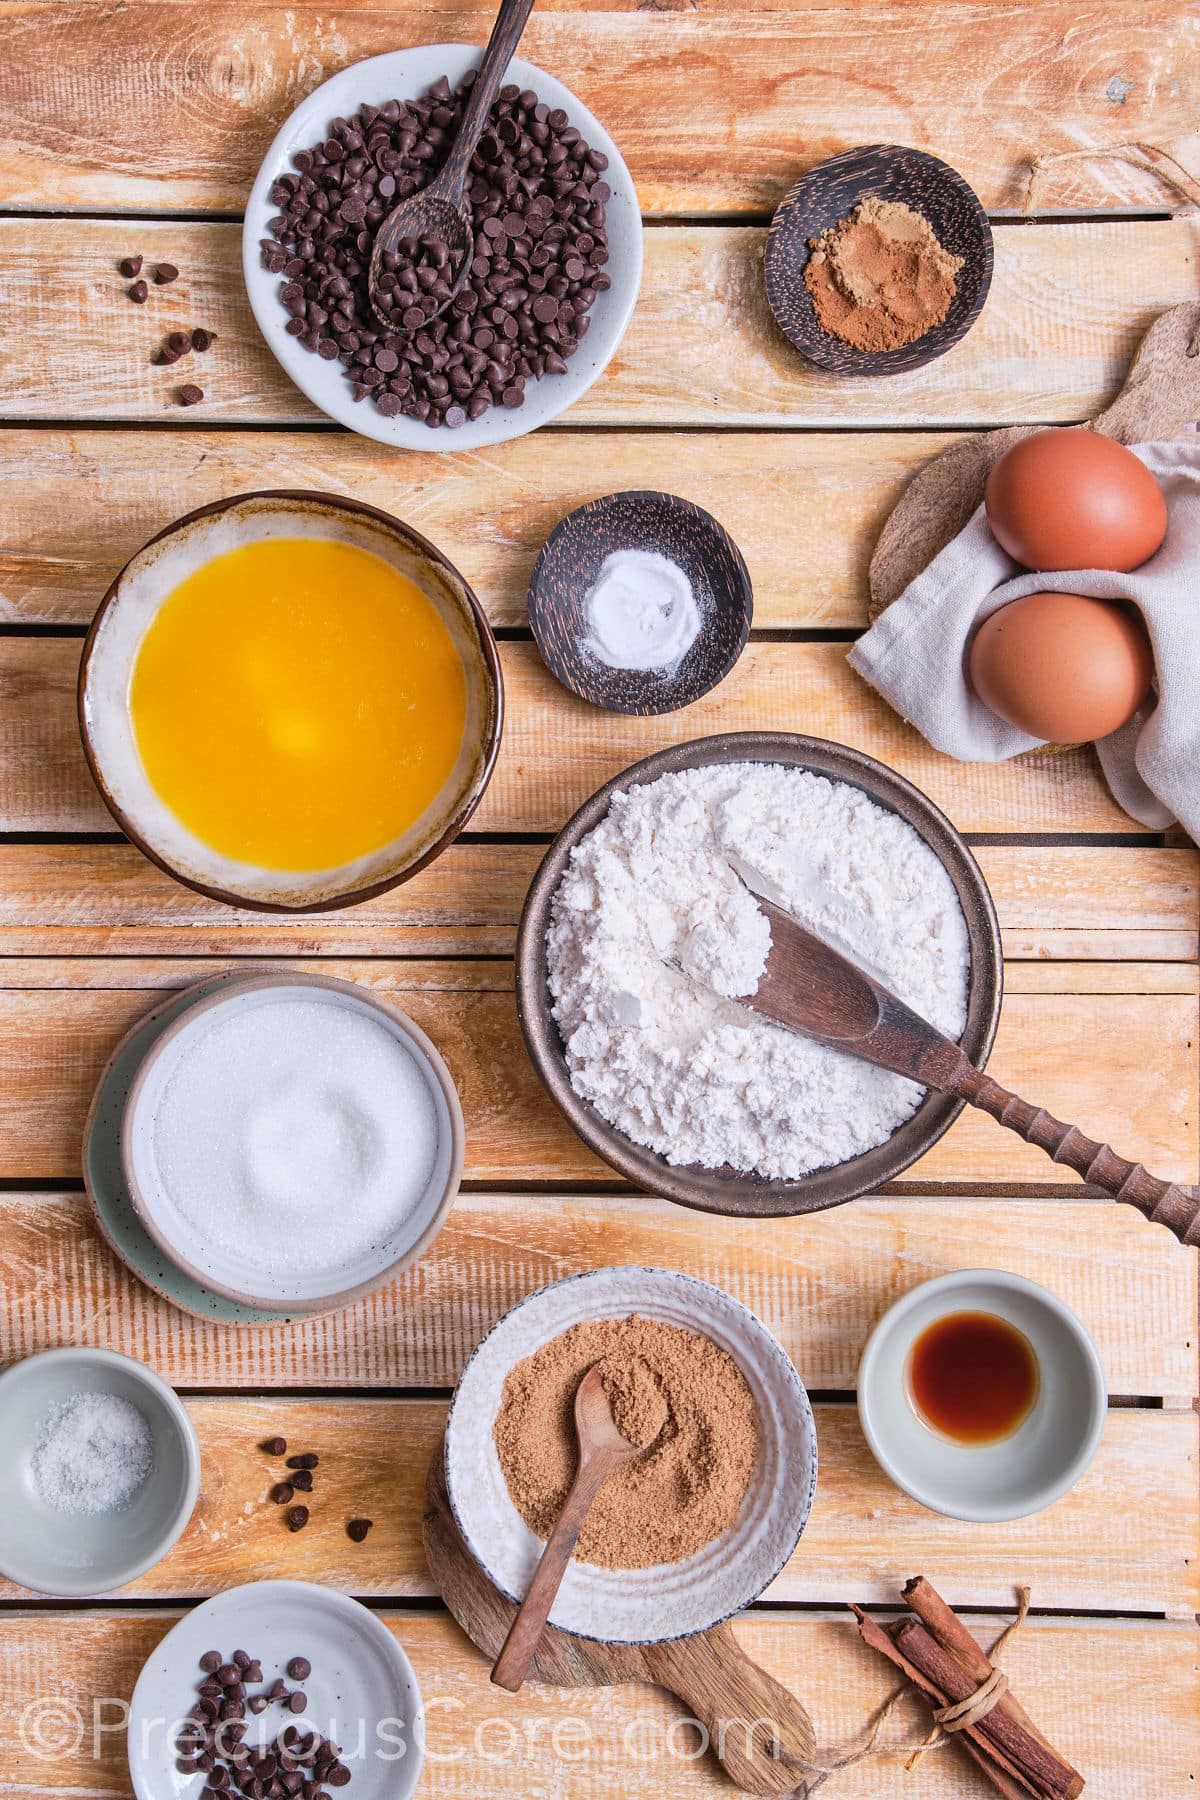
(200, 1651, 223, 1673)
(154, 262, 180, 284)
(245, 1662, 263, 1684)
(178, 384, 204, 406)
(248, 1696, 269, 1716)
(261, 1436, 288, 1456)
(288, 1468, 313, 1493)
(286, 1453, 319, 1471)
(328, 1766, 352, 1788)
(167, 330, 192, 355)
(118, 255, 143, 278)
(128, 280, 149, 303)
(286, 1504, 309, 1531)
(151, 346, 180, 365)
(272, 1482, 295, 1505)
(286, 1658, 311, 1681)
(267, 1679, 288, 1701)
(286, 1692, 308, 1715)
(217, 1665, 241, 1687)
(346, 1518, 373, 1543)
(192, 328, 217, 352)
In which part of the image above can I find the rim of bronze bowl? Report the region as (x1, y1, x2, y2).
(764, 144, 994, 377)
(527, 490, 753, 717)
(515, 732, 1002, 1219)
(77, 489, 504, 914)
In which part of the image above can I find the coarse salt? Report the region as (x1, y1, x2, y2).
(546, 762, 970, 1179)
(32, 1391, 154, 1515)
(151, 997, 439, 1276)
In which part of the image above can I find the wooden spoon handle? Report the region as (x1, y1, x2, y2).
(953, 1065, 1200, 1246)
(641, 1622, 817, 1797)
(490, 1452, 614, 1692)
(441, 0, 539, 198)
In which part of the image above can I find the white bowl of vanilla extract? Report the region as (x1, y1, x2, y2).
(856, 1270, 1106, 1522)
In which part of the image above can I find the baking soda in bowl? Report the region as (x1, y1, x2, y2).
(135, 990, 449, 1300)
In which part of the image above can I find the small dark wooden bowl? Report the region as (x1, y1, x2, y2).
(516, 732, 1002, 1219)
(527, 490, 753, 716)
(764, 144, 994, 377)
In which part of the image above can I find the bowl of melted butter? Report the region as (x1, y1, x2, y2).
(79, 491, 503, 910)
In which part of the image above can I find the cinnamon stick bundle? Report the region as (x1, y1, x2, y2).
(850, 1577, 1084, 1800)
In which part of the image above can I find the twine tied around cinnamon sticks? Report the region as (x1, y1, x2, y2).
(788, 1577, 1084, 1800)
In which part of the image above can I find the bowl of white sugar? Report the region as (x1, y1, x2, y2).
(0, 1347, 200, 1596)
(517, 732, 1001, 1217)
(121, 971, 465, 1313)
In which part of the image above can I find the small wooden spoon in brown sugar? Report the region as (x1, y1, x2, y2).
(490, 1363, 660, 1692)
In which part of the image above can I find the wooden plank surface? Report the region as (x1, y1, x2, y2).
(0, 958, 1193, 1184)
(3, 1191, 1193, 1397)
(0, 3, 1193, 216)
(0, 841, 1193, 962)
(2, 219, 1198, 427)
(0, 635, 1146, 835)
(0, 1609, 1195, 1800)
(0, 428, 954, 631)
(1, 1399, 1194, 1613)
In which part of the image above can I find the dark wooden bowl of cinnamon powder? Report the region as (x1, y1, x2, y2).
(764, 144, 993, 376)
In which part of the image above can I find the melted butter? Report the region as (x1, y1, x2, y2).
(129, 536, 468, 871)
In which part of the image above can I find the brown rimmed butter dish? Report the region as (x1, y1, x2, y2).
(77, 489, 503, 912)
(764, 145, 993, 377)
(515, 732, 1001, 1219)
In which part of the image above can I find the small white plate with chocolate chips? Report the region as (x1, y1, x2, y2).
(128, 1580, 424, 1800)
(243, 46, 643, 451)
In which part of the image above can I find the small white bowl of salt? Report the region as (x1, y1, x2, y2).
(121, 970, 465, 1314)
(0, 1346, 200, 1596)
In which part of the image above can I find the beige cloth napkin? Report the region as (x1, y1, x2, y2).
(849, 440, 1200, 839)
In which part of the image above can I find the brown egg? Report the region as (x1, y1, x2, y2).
(984, 428, 1167, 572)
(968, 592, 1153, 742)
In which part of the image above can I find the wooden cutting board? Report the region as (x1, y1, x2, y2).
(422, 1443, 819, 1796)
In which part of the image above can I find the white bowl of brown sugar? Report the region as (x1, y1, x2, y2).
(444, 1266, 816, 1644)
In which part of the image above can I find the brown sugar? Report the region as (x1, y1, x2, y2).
(804, 196, 963, 352)
(493, 1316, 758, 1569)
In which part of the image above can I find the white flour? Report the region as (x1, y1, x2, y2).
(546, 763, 970, 1179)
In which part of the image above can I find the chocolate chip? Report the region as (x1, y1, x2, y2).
(200, 1652, 223, 1673)
(346, 1518, 373, 1542)
(128, 280, 149, 303)
(286, 1503, 310, 1531)
(154, 263, 180, 284)
(272, 1482, 295, 1505)
(118, 255, 143, 278)
(261, 1436, 288, 1456)
(286, 1658, 311, 1681)
(267, 1679, 288, 1701)
(178, 384, 204, 405)
(248, 1696, 269, 1716)
(286, 1692, 308, 1714)
(245, 1662, 263, 1684)
(288, 1468, 313, 1493)
(192, 328, 217, 352)
(167, 331, 192, 355)
(262, 72, 609, 430)
(286, 1453, 319, 1471)
(218, 1666, 241, 1687)
(327, 1767, 351, 1788)
(152, 345, 180, 366)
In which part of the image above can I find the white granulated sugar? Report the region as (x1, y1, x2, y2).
(32, 1391, 154, 1515)
(546, 762, 970, 1179)
(152, 998, 439, 1274)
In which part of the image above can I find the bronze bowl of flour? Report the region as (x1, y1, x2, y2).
(516, 731, 1002, 1220)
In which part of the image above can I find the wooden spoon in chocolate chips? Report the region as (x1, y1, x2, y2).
(367, 0, 538, 331)
(490, 1362, 662, 1693)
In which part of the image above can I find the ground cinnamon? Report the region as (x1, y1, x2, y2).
(493, 1315, 758, 1569)
(804, 196, 962, 351)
